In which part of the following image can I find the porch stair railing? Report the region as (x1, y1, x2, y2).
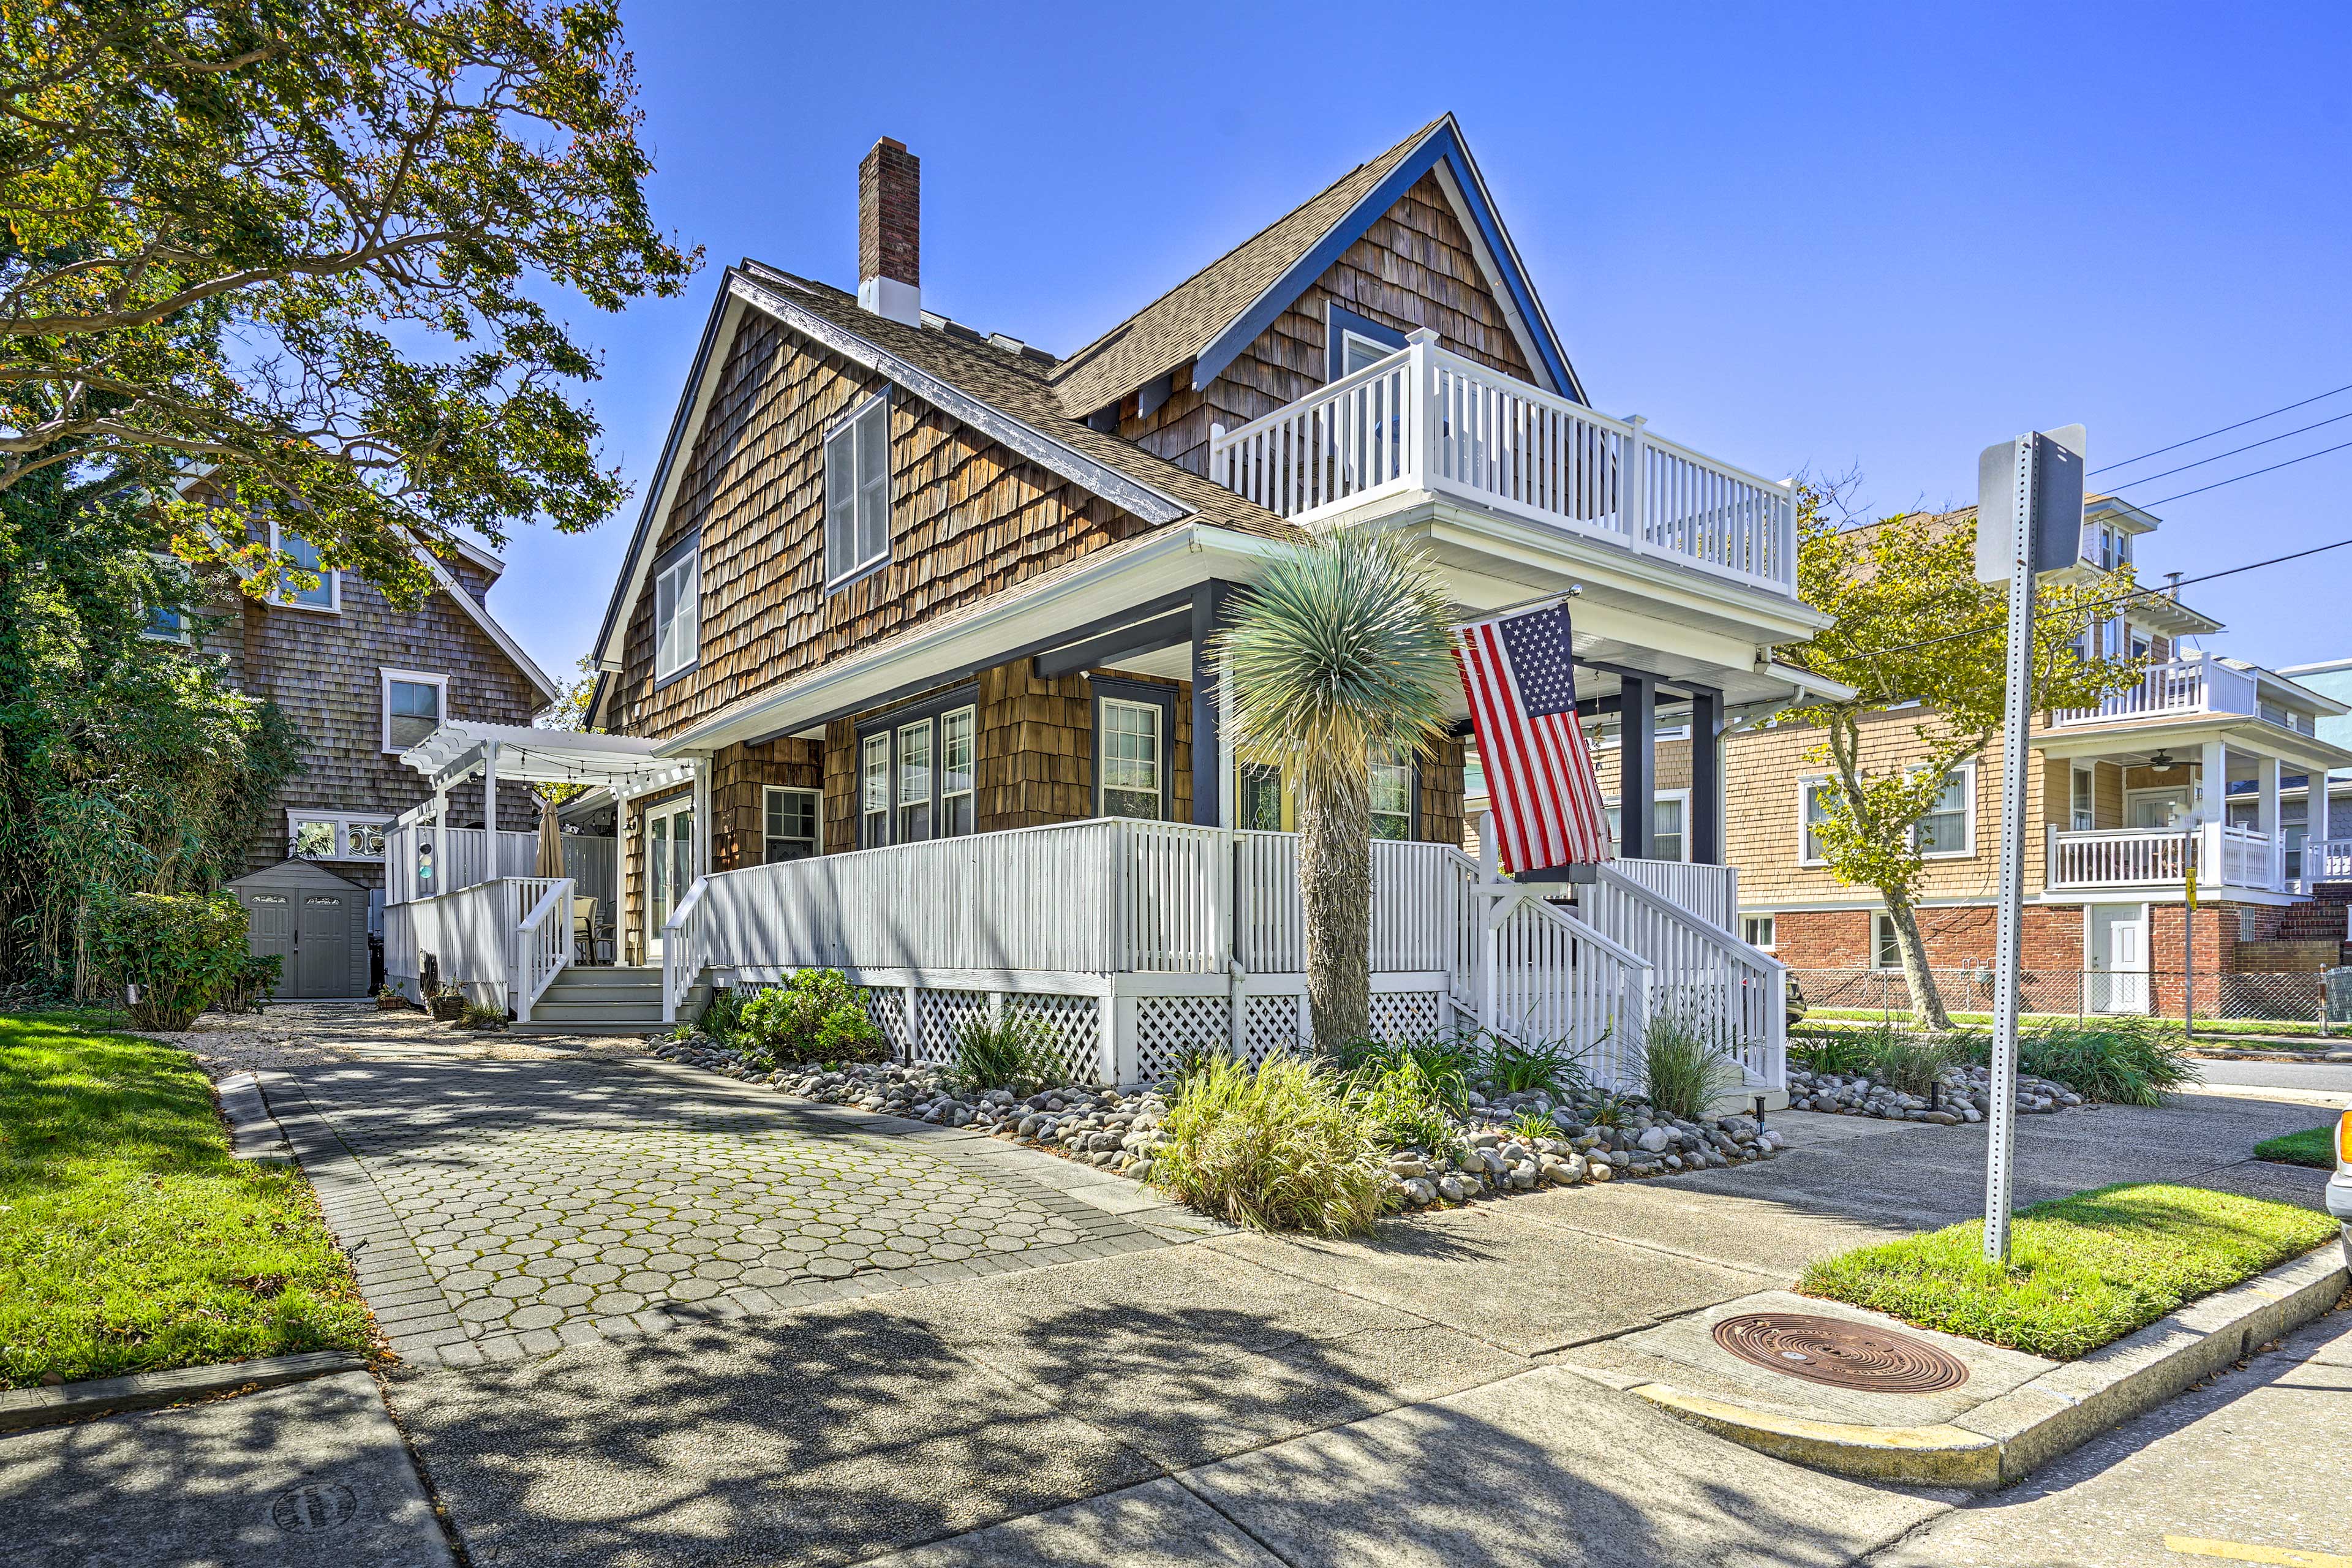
(384, 875, 570, 1019)
(512, 879, 574, 1023)
(1571, 861, 1786, 1091)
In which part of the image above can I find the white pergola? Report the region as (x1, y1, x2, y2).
(395, 722, 710, 873)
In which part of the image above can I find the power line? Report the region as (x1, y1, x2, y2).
(2100, 406, 2352, 491)
(2129, 436, 2352, 509)
(1825, 535, 2352, 663)
(2090, 380, 2352, 475)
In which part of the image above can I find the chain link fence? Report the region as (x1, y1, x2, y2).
(1788, 965, 2352, 1032)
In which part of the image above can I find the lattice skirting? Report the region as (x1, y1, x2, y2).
(1132, 993, 1235, 1086)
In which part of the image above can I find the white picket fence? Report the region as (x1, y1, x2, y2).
(1208, 335, 1798, 598)
(655, 817, 1781, 1099)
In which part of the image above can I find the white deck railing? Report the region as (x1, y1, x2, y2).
(384, 823, 542, 905)
(2290, 838, 2352, 895)
(1207, 336, 1798, 598)
(2047, 654, 2258, 728)
(383, 875, 570, 1016)
(1606, 857, 1740, 933)
(1575, 863, 1784, 1090)
(2047, 823, 2282, 892)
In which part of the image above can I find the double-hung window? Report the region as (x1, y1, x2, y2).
(268, 522, 338, 611)
(857, 695, 978, 847)
(1098, 698, 1164, 820)
(2071, 765, 2095, 831)
(1369, 750, 1414, 840)
(1913, 768, 1972, 856)
(381, 668, 447, 753)
(1604, 794, 1686, 859)
(1742, 915, 1776, 949)
(763, 787, 820, 862)
(1800, 778, 1834, 864)
(1873, 913, 1903, 970)
(652, 539, 699, 682)
(825, 393, 892, 587)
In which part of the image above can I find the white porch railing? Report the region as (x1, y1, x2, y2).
(2290, 837, 2352, 894)
(1575, 863, 1785, 1091)
(1207, 336, 1798, 597)
(1606, 857, 1740, 933)
(383, 875, 570, 1016)
(384, 823, 542, 905)
(2046, 823, 2283, 893)
(2047, 654, 2259, 728)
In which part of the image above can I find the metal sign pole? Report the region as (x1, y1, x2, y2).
(2182, 842, 2198, 1043)
(1982, 442, 2036, 1265)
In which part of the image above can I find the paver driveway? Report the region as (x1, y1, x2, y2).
(270, 1055, 1165, 1364)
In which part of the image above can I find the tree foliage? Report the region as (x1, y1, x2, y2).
(0, 461, 301, 997)
(1214, 529, 1457, 1053)
(0, 0, 699, 603)
(1777, 494, 2142, 1025)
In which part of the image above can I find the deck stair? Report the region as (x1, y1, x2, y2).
(509, 965, 709, 1037)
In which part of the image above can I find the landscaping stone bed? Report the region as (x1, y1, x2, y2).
(647, 1035, 1792, 1213)
(1786, 1061, 2084, 1122)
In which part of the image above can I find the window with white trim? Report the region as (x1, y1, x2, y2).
(652, 544, 699, 682)
(1914, 767, 1973, 856)
(1800, 778, 1834, 864)
(270, 522, 338, 611)
(2071, 764, 2095, 831)
(141, 554, 196, 643)
(381, 669, 447, 753)
(896, 718, 933, 843)
(763, 786, 820, 863)
(288, 810, 391, 861)
(1874, 912, 1902, 970)
(1098, 698, 1163, 821)
(1604, 794, 1687, 860)
(824, 393, 892, 586)
(860, 732, 890, 846)
(1742, 914, 1776, 949)
(941, 707, 976, 837)
(1370, 750, 1413, 840)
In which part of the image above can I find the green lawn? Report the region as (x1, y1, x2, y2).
(2253, 1125, 2341, 1170)
(1800, 1183, 2339, 1360)
(0, 1010, 373, 1389)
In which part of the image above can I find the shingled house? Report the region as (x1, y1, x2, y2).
(383, 116, 1837, 1095)
(156, 502, 559, 997)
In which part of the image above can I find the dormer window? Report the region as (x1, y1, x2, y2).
(825, 392, 891, 588)
(652, 535, 699, 683)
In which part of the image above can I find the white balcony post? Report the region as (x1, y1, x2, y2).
(2198, 739, 2228, 825)
(1209, 422, 1226, 489)
(1405, 328, 1438, 490)
(2257, 753, 2281, 889)
(482, 741, 499, 841)
(1622, 414, 1648, 545)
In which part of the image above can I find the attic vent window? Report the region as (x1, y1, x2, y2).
(825, 393, 892, 589)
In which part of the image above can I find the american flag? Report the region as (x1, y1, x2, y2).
(1455, 603, 1611, 874)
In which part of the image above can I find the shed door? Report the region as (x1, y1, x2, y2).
(297, 892, 353, 997)
(246, 892, 295, 991)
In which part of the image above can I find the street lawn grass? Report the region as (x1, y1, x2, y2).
(1800, 1183, 2338, 1360)
(2252, 1125, 2340, 1170)
(0, 1010, 372, 1389)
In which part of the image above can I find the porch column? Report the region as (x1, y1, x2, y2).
(1189, 579, 1235, 829)
(2258, 752, 2281, 888)
(1618, 673, 1655, 858)
(1689, 687, 1724, 865)
(483, 742, 500, 839)
(2197, 738, 2228, 823)
(692, 756, 713, 878)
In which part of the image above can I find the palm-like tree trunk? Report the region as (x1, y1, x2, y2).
(1297, 763, 1372, 1054)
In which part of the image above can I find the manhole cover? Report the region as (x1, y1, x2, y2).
(270, 1483, 356, 1534)
(1711, 1312, 1969, 1393)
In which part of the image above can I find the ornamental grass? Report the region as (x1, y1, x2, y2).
(1153, 1054, 1389, 1236)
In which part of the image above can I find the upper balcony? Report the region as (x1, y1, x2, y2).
(1207, 333, 1798, 600)
(2046, 652, 2324, 736)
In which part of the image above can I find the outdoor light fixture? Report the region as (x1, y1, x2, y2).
(2148, 750, 2176, 771)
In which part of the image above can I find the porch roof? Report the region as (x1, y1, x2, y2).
(398, 722, 696, 798)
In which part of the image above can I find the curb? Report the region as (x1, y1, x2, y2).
(0, 1351, 367, 1434)
(1631, 1243, 2350, 1490)
(214, 1069, 293, 1163)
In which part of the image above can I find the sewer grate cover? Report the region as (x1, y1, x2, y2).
(1711, 1312, 1970, 1393)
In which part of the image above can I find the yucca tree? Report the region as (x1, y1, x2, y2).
(1215, 528, 1457, 1054)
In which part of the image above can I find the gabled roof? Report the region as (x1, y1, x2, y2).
(584, 264, 1303, 707)
(1047, 114, 1583, 416)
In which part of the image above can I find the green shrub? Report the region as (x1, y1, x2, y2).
(86, 890, 252, 1030)
(1585, 1093, 1637, 1128)
(1336, 1036, 1470, 1112)
(1795, 1022, 1965, 1096)
(214, 953, 281, 1014)
(1792, 1031, 1877, 1076)
(1508, 1106, 1558, 1142)
(735, 970, 889, 1066)
(1346, 1054, 1457, 1153)
(1482, 1035, 1587, 1098)
(697, 984, 752, 1046)
(2021, 1018, 2193, 1106)
(457, 1000, 507, 1030)
(952, 1010, 1069, 1095)
(1156, 1055, 1389, 1235)
(1638, 1010, 1743, 1121)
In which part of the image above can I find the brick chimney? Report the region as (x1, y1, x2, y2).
(858, 138, 920, 326)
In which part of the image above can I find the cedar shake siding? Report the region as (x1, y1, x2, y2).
(224, 556, 541, 887)
(1117, 171, 1539, 476)
(606, 309, 1164, 742)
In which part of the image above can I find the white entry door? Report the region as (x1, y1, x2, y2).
(2087, 902, 2150, 1014)
(644, 798, 695, 962)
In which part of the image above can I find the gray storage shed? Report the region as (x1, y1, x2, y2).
(225, 859, 373, 999)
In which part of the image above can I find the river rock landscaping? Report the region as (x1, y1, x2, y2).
(1786, 1060, 2084, 1121)
(646, 1034, 1792, 1212)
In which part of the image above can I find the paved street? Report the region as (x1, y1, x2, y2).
(2192, 1052, 2352, 1100)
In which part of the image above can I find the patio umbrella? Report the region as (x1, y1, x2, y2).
(535, 800, 565, 880)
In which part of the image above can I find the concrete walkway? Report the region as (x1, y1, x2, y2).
(127, 1015, 2342, 1567)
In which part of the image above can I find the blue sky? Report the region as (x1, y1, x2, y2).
(484, 0, 2352, 684)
